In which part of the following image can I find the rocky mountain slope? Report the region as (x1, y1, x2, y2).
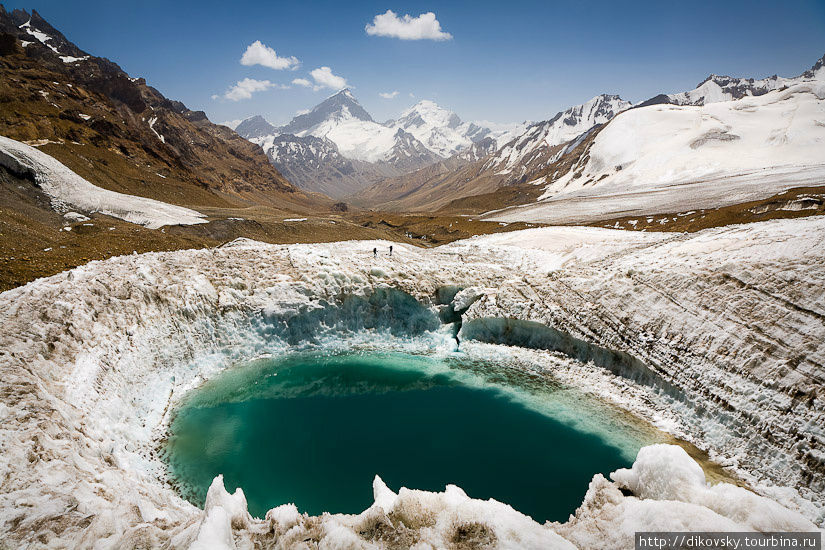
(251, 131, 396, 198)
(233, 114, 277, 139)
(349, 151, 508, 211)
(236, 91, 497, 197)
(0, 6, 324, 212)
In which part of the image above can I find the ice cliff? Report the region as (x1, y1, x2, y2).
(0, 217, 823, 547)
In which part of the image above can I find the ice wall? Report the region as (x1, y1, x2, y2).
(0, 218, 823, 547)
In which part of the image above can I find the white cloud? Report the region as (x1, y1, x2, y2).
(220, 119, 244, 130)
(240, 40, 300, 70)
(379, 90, 400, 99)
(222, 78, 286, 101)
(292, 78, 313, 88)
(409, 92, 415, 98)
(365, 10, 452, 41)
(310, 66, 348, 90)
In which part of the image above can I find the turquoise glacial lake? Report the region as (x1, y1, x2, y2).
(164, 351, 657, 522)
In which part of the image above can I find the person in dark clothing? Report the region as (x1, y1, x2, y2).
(373, 247, 377, 258)
(389, 245, 393, 256)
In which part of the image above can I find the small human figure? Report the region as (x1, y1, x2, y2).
(389, 245, 393, 257)
(373, 247, 377, 258)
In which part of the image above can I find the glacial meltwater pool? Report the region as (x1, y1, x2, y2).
(164, 351, 658, 522)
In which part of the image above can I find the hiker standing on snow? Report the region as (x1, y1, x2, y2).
(389, 245, 393, 257)
(373, 247, 377, 258)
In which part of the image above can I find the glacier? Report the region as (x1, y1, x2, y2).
(0, 215, 823, 547)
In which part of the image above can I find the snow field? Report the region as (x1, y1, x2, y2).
(0, 135, 207, 228)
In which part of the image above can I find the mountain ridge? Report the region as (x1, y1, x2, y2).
(351, 93, 632, 211)
(353, 54, 825, 214)
(236, 89, 488, 196)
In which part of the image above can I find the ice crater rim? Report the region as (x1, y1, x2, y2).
(144, 286, 680, 509)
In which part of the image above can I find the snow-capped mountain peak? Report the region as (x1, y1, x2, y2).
(396, 100, 462, 131)
(547, 94, 632, 130)
(239, 90, 500, 167)
(803, 53, 825, 79)
(279, 88, 373, 136)
(482, 93, 632, 177)
(386, 99, 490, 158)
(235, 89, 449, 191)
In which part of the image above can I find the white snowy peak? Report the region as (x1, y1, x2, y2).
(386, 99, 491, 158)
(296, 109, 400, 163)
(236, 89, 398, 163)
(545, 94, 632, 139)
(484, 94, 632, 176)
(239, 89, 489, 166)
(279, 88, 374, 136)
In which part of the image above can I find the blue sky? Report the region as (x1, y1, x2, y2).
(6, 0, 825, 126)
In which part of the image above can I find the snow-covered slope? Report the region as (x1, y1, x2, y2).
(0, 216, 823, 547)
(386, 99, 491, 158)
(486, 60, 825, 225)
(0, 135, 206, 228)
(482, 94, 632, 179)
(543, 79, 825, 199)
(299, 106, 398, 163)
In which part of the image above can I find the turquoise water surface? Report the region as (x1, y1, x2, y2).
(164, 351, 656, 522)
